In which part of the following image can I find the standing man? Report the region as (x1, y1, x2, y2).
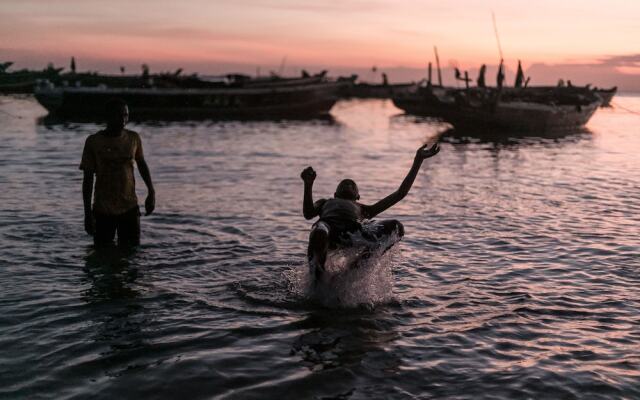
(80, 98, 155, 247)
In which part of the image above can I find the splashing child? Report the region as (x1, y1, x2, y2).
(301, 143, 440, 284)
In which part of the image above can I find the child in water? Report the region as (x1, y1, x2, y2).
(301, 143, 440, 282)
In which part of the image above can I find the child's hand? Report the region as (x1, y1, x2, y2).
(300, 166, 316, 183)
(415, 143, 440, 161)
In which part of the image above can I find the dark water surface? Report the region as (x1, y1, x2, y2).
(1, 96, 640, 399)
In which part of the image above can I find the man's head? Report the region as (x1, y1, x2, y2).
(334, 179, 359, 201)
(104, 98, 129, 130)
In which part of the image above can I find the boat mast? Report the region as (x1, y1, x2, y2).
(434, 46, 442, 86)
(491, 11, 504, 60)
(278, 56, 287, 76)
(492, 11, 506, 100)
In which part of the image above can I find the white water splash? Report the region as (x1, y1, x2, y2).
(287, 230, 402, 308)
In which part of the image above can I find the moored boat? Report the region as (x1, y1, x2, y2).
(341, 82, 414, 99)
(34, 80, 346, 119)
(594, 86, 617, 107)
(393, 85, 601, 133)
(242, 71, 328, 88)
(0, 80, 36, 94)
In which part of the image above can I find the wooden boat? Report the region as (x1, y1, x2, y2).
(341, 82, 414, 99)
(392, 85, 602, 133)
(157, 72, 329, 89)
(594, 86, 616, 107)
(0, 80, 36, 94)
(0, 72, 150, 94)
(34, 80, 346, 119)
(0, 59, 338, 94)
(241, 71, 328, 88)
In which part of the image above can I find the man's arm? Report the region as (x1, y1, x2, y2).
(134, 134, 156, 216)
(80, 135, 96, 236)
(82, 170, 94, 235)
(137, 157, 155, 216)
(301, 166, 319, 220)
(362, 143, 440, 219)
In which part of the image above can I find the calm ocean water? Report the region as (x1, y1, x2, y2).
(1, 95, 640, 399)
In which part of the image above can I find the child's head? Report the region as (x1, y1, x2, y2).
(335, 179, 359, 201)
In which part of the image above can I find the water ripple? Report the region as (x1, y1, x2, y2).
(1, 96, 640, 399)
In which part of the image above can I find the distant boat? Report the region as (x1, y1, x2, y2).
(594, 86, 617, 107)
(0, 61, 338, 95)
(242, 71, 328, 88)
(34, 80, 347, 119)
(341, 82, 414, 99)
(393, 85, 602, 133)
(0, 63, 63, 94)
(0, 80, 36, 94)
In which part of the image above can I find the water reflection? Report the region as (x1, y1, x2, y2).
(82, 245, 140, 302)
(37, 113, 339, 127)
(292, 308, 400, 375)
(3, 96, 640, 398)
(389, 113, 594, 148)
(389, 113, 450, 126)
(81, 246, 151, 377)
(440, 127, 593, 146)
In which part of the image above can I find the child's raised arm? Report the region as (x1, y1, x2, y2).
(301, 166, 320, 220)
(361, 143, 440, 219)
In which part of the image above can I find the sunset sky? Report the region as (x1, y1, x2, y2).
(1, 0, 639, 89)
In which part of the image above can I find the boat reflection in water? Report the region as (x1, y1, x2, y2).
(389, 111, 593, 147)
(37, 110, 339, 128)
(436, 126, 593, 147)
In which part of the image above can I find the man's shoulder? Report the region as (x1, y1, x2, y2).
(84, 131, 103, 145)
(124, 129, 140, 139)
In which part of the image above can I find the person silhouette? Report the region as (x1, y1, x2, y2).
(301, 143, 440, 282)
(80, 98, 155, 247)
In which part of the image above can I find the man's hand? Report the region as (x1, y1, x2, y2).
(415, 143, 440, 161)
(145, 191, 156, 216)
(84, 214, 94, 236)
(300, 166, 316, 184)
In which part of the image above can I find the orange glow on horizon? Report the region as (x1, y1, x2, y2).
(1, 0, 639, 88)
